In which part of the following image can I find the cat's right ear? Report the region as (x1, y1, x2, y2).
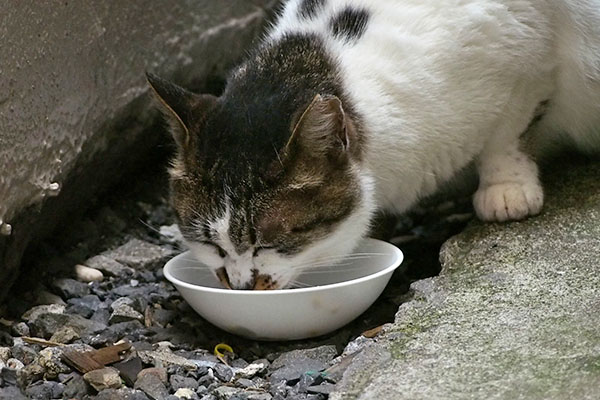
(146, 72, 216, 151)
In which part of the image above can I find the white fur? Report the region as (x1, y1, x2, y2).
(271, 0, 600, 218)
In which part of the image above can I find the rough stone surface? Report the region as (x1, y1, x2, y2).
(84, 367, 123, 392)
(103, 239, 175, 270)
(0, 0, 279, 299)
(270, 345, 337, 384)
(331, 160, 600, 400)
(135, 370, 170, 400)
(85, 255, 133, 277)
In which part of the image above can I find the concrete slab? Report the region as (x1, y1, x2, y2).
(331, 159, 600, 400)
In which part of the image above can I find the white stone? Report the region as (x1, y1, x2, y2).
(74, 264, 104, 282)
(174, 388, 195, 399)
(0, 347, 11, 362)
(6, 358, 24, 370)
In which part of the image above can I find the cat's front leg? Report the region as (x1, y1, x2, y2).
(473, 110, 544, 222)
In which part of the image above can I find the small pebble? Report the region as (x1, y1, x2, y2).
(11, 322, 30, 337)
(6, 358, 24, 370)
(74, 264, 104, 282)
(170, 374, 199, 391)
(137, 367, 168, 384)
(50, 326, 80, 344)
(84, 367, 122, 391)
(135, 370, 169, 400)
(0, 347, 11, 362)
(52, 278, 90, 299)
(174, 387, 197, 399)
(212, 364, 233, 382)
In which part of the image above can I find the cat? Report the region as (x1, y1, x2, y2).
(147, 0, 600, 290)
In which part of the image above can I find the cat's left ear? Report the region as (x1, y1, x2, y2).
(286, 94, 359, 161)
(146, 72, 216, 152)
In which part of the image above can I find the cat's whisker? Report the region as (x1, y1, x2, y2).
(295, 252, 388, 264)
(139, 218, 162, 234)
(286, 280, 316, 289)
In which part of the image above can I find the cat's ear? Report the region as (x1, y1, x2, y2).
(146, 72, 216, 151)
(286, 94, 356, 160)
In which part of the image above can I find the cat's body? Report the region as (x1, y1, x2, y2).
(273, 0, 600, 215)
(148, 0, 600, 289)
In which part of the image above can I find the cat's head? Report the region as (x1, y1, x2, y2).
(147, 72, 374, 290)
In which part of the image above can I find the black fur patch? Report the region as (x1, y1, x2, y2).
(193, 34, 356, 251)
(330, 7, 369, 41)
(298, 0, 326, 19)
(198, 34, 343, 189)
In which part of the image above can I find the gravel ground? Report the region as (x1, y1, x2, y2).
(0, 165, 472, 400)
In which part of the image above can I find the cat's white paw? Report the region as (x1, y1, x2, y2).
(473, 182, 543, 222)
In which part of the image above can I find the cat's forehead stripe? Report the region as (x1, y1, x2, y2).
(298, 0, 327, 19)
(330, 7, 370, 42)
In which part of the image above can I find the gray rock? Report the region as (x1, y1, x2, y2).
(109, 304, 145, 324)
(11, 322, 30, 337)
(29, 311, 106, 339)
(0, 386, 28, 400)
(22, 304, 65, 322)
(134, 371, 169, 400)
(95, 388, 151, 400)
(138, 348, 197, 370)
(111, 296, 148, 314)
(104, 239, 175, 270)
(114, 356, 143, 387)
(212, 364, 233, 382)
(49, 326, 80, 344)
(331, 161, 600, 400)
(67, 294, 102, 318)
(307, 383, 335, 395)
(170, 374, 199, 391)
(85, 255, 134, 277)
(84, 367, 123, 391)
(10, 345, 37, 365)
(270, 346, 337, 384)
(51, 278, 90, 299)
(236, 378, 256, 388)
(137, 367, 168, 384)
(0, 367, 20, 387)
(91, 308, 111, 326)
(151, 308, 177, 327)
(24, 380, 64, 400)
(212, 386, 245, 400)
(247, 393, 273, 400)
(86, 320, 150, 347)
(62, 372, 90, 399)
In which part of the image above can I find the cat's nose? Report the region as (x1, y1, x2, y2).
(253, 274, 277, 290)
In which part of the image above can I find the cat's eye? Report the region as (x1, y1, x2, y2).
(202, 241, 227, 258)
(253, 246, 275, 257)
(216, 246, 227, 258)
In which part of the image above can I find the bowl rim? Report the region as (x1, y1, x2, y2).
(163, 238, 404, 296)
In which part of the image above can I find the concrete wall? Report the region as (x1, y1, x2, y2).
(0, 0, 278, 293)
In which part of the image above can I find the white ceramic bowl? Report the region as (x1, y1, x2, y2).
(163, 238, 403, 341)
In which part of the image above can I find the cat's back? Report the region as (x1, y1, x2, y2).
(269, 0, 553, 115)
